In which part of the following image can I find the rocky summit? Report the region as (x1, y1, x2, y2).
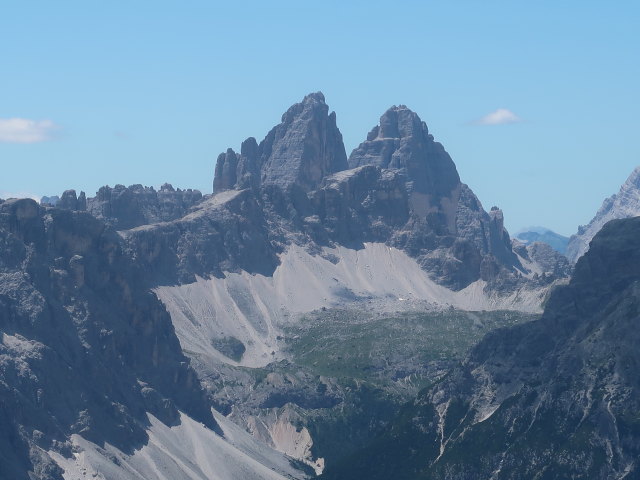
(567, 166, 640, 263)
(214, 92, 348, 194)
(109, 93, 566, 292)
(323, 216, 640, 479)
(53, 93, 569, 292)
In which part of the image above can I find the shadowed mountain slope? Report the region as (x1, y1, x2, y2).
(323, 216, 640, 479)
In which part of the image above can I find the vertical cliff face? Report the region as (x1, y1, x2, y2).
(323, 217, 640, 480)
(567, 166, 640, 263)
(345, 105, 522, 288)
(213, 92, 348, 194)
(348, 106, 457, 248)
(260, 92, 349, 192)
(349, 105, 460, 218)
(0, 199, 216, 480)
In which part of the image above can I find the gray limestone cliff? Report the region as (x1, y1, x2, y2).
(213, 92, 348, 194)
(0, 199, 217, 480)
(341, 105, 525, 288)
(58, 189, 86, 211)
(120, 189, 279, 284)
(348, 105, 460, 203)
(567, 166, 640, 263)
(54, 183, 203, 230)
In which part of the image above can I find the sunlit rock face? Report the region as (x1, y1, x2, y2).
(213, 92, 348, 194)
(567, 166, 640, 263)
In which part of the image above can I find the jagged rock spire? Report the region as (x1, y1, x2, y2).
(213, 92, 348, 193)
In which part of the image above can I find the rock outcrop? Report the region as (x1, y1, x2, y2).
(57, 189, 86, 211)
(45, 93, 563, 294)
(567, 166, 640, 262)
(40, 195, 60, 206)
(121, 189, 279, 285)
(349, 105, 460, 209)
(0, 199, 216, 480)
(324, 216, 640, 479)
(512, 239, 572, 279)
(58, 183, 205, 230)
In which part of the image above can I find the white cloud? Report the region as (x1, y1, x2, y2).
(0, 118, 59, 143)
(475, 108, 521, 126)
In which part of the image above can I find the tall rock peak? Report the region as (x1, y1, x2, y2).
(376, 105, 428, 140)
(213, 148, 239, 193)
(205, 95, 561, 291)
(260, 91, 348, 192)
(348, 106, 460, 197)
(212, 92, 348, 194)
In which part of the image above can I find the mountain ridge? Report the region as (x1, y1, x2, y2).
(115, 92, 567, 293)
(567, 166, 640, 262)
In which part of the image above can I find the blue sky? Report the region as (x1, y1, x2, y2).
(1, 1, 638, 235)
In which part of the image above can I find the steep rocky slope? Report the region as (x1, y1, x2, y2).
(0, 198, 304, 480)
(214, 92, 348, 193)
(567, 166, 640, 262)
(324, 216, 640, 479)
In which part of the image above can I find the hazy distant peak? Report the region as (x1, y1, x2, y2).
(514, 227, 569, 255)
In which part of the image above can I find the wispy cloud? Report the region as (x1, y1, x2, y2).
(0, 191, 41, 201)
(0, 118, 60, 143)
(474, 108, 521, 126)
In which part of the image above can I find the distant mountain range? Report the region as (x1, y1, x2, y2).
(514, 226, 569, 254)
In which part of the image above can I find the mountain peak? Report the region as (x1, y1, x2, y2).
(303, 91, 325, 103)
(370, 105, 428, 141)
(213, 92, 347, 194)
(622, 165, 640, 190)
(349, 106, 459, 198)
(566, 165, 640, 262)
